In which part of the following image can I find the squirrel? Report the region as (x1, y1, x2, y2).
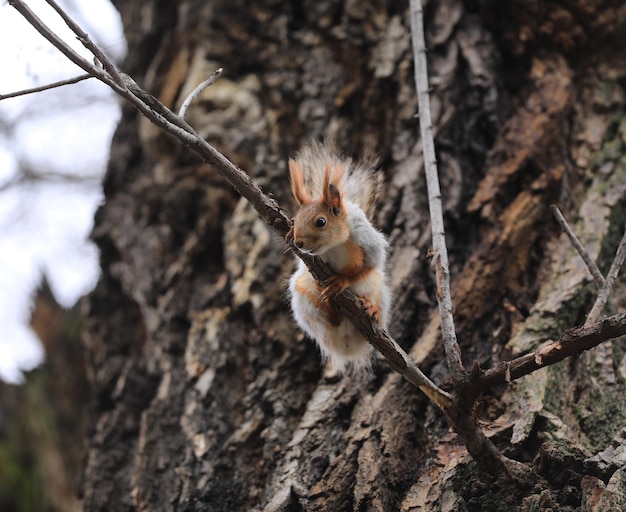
(287, 142, 391, 372)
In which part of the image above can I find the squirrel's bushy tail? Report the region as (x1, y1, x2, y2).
(291, 141, 384, 220)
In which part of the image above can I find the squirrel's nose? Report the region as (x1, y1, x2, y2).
(295, 241, 304, 249)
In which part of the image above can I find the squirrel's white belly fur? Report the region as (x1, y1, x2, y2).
(289, 260, 390, 372)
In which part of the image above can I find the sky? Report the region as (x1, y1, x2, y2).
(0, 0, 126, 382)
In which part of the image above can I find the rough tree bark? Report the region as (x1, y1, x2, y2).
(82, 0, 626, 510)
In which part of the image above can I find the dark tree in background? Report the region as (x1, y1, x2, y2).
(79, 0, 626, 510)
(0, 281, 86, 512)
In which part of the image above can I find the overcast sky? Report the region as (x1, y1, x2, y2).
(0, 0, 126, 382)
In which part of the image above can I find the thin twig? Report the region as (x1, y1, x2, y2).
(8, 0, 120, 93)
(409, 0, 465, 383)
(44, 0, 126, 88)
(0, 73, 92, 100)
(586, 226, 626, 325)
(178, 68, 223, 119)
(0, 169, 100, 193)
(551, 205, 606, 288)
(7, 0, 454, 412)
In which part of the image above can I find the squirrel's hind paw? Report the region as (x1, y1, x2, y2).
(358, 297, 381, 324)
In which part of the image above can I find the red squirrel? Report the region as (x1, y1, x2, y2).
(287, 142, 391, 372)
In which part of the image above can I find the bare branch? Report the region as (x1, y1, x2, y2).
(409, 0, 511, 477)
(551, 205, 606, 289)
(0, 73, 92, 101)
(409, 0, 465, 385)
(477, 311, 626, 389)
(586, 227, 626, 325)
(178, 68, 223, 119)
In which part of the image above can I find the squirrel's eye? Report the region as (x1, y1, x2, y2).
(315, 217, 327, 228)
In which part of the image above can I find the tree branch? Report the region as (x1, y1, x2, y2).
(178, 68, 223, 119)
(331, 287, 453, 409)
(550, 206, 626, 324)
(586, 227, 626, 325)
(0, 73, 92, 100)
(551, 205, 606, 289)
(409, 0, 465, 385)
(477, 312, 626, 389)
(409, 0, 510, 477)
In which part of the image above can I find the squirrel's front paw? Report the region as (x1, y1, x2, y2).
(359, 297, 381, 324)
(320, 276, 348, 301)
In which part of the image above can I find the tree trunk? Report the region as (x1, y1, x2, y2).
(82, 0, 626, 510)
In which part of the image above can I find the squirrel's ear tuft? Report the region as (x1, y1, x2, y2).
(323, 163, 343, 214)
(289, 159, 310, 205)
(327, 184, 342, 215)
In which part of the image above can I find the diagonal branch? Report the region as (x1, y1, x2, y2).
(551, 205, 606, 289)
(294, 250, 453, 408)
(477, 311, 626, 390)
(551, 204, 626, 326)
(586, 226, 626, 325)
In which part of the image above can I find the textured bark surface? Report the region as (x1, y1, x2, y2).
(82, 0, 626, 510)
